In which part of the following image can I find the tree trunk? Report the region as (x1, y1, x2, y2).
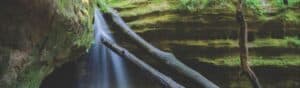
(282, 0, 288, 37)
(106, 8, 219, 88)
(236, 0, 261, 88)
(100, 37, 185, 88)
(283, 0, 288, 5)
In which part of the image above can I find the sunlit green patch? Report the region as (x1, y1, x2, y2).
(164, 37, 300, 48)
(128, 14, 178, 27)
(16, 65, 54, 88)
(107, 0, 148, 9)
(166, 39, 238, 48)
(253, 37, 300, 48)
(271, 0, 300, 9)
(245, 0, 265, 15)
(198, 55, 300, 67)
(119, 0, 174, 17)
(280, 10, 299, 24)
(179, 0, 209, 11)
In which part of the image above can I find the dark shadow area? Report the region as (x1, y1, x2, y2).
(40, 60, 78, 88)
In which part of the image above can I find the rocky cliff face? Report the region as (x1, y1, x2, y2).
(110, 0, 300, 67)
(0, 0, 299, 88)
(0, 0, 94, 88)
(110, 0, 299, 41)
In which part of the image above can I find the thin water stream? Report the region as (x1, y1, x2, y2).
(83, 9, 130, 88)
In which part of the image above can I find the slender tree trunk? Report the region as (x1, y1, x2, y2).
(283, 0, 288, 5)
(100, 37, 185, 88)
(106, 8, 219, 88)
(282, 0, 288, 38)
(236, 0, 261, 88)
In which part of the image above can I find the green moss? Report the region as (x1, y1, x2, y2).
(164, 40, 208, 46)
(245, 0, 265, 15)
(207, 40, 237, 47)
(119, 0, 174, 17)
(165, 37, 300, 48)
(108, 0, 147, 9)
(198, 55, 300, 67)
(176, 0, 238, 14)
(6, 0, 95, 88)
(164, 40, 238, 47)
(285, 37, 300, 48)
(55, 0, 94, 48)
(16, 65, 54, 88)
(271, 0, 300, 9)
(179, 0, 209, 11)
(253, 37, 300, 48)
(128, 14, 178, 27)
(253, 38, 286, 47)
(280, 10, 299, 24)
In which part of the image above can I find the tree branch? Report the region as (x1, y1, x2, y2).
(100, 37, 185, 88)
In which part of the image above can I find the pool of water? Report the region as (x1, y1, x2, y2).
(40, 54, 300, 88)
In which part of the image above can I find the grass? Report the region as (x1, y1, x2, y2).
(179, 0, 209, 11)
(253, 37, 300, 48)
(165, 39, 237, 47)
(164, 37, 300, 48)
(128, 14, 178, 27)
(271, 0, 300, 9)
(178, 0, 237, 12)
(198, 55, 300, 67)
(245, 0, 265, 15)
(280, 10, 299, 24)
(119, 0, 174, 17)
(108, 0, 148, 9)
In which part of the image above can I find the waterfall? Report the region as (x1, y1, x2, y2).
(81, 8, 130, 88)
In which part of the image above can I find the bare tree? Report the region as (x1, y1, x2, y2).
(236, 0, 261, 88)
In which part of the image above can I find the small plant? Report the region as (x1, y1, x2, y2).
(245, 0, 265, 15)
(96, 0, 112, 11)
(272, 0, 300, 9)
(285, 37, 300, 48)
(280, 10, 299, 23)
(179, 0, 209, 11)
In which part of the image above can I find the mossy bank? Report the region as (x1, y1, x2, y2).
(0, 0, 95, 88)
(107, 0, 300, 68)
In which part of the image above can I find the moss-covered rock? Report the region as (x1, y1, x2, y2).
(0, 0, 95, 88)
(106, 0, 300, 69)
(109, 0, 299, 39)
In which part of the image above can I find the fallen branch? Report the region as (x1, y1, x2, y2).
(107, 8, 219, 88)
(100, 37, 185, 88)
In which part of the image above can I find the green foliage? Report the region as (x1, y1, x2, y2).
(272, 0, 300, 8)
(16, 65, 54, 88)
(253, 37, 300, 47)
(253, 38, 286, 47)
(206, 0, 227, 6)
(118, 0, 173, 17)
(280, 10, 299, 23)
(198, 55, 300, 67)
(179, 0, 209, 11)
(167, 37, 300, 48)
(96, 0, 115, 11)
(167, 39, 238, 48)
(245, 0, 265, 15)
(285, 37, 300, 48)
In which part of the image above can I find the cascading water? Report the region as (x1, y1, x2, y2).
(81, 8, 130, 88)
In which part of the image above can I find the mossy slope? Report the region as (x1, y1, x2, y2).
(0, 0, 95, 88)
